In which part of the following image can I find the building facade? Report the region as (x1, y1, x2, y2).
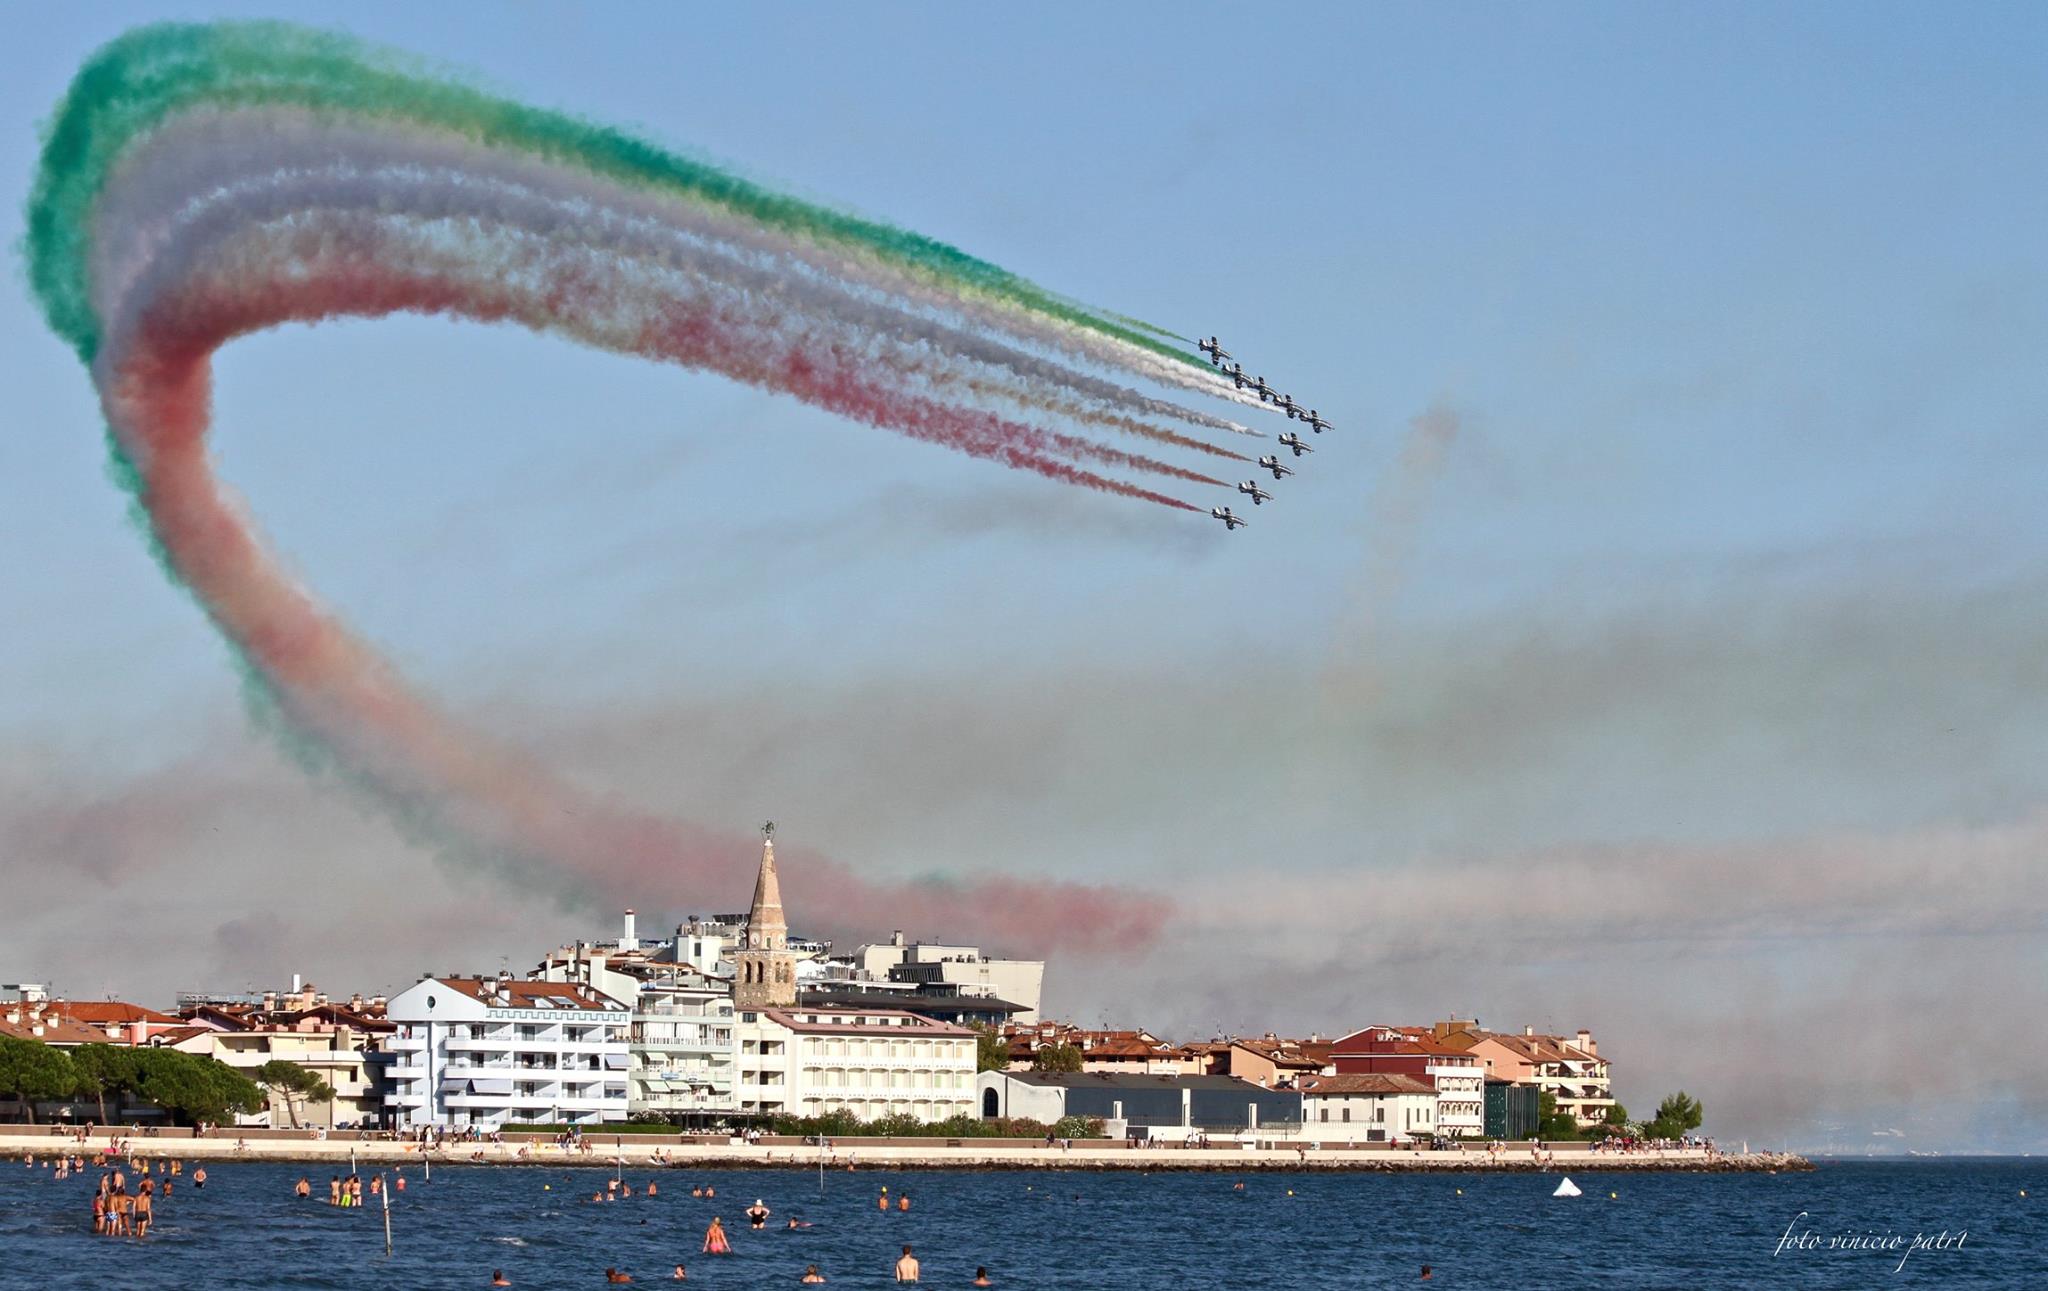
(1296, 1073, 1439, 1142)
(735, 1006, 977, 1121)
(1329, 1026, 1485, 1139)
(382, 977, 630, 1127)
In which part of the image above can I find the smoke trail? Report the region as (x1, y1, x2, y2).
(26, 22, 1273, 950)
(1323, 402, 1462, 707)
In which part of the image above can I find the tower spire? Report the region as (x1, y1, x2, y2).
(735, 822, 796, 1008)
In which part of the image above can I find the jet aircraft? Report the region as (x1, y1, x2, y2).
(1210, 506, 1248, 530)
(1302, 410, 1331, 433)
(1228, 363, 1253, 390)
(1275, 393, 1302, 418)
(1237, 480, 1273, 506)
(1197, 336, 1233, 365)
(1278, 432, 1313, 457)
(1251, 375, 1275, 401)
(1257, 455, 1294, 480)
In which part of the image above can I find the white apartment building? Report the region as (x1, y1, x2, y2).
(734, 1006, 978, 1121)
(535, 943, 740, 1122)
(382, 976, 630, 1127)
(1426, 1051, 1486, 1140)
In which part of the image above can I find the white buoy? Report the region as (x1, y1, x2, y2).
(1553, 1177, 1582, 1197)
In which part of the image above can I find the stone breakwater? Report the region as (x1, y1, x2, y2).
(0, 1131, 1809, 1174)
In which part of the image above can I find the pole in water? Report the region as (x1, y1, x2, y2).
(381, 1173, 392, 1255)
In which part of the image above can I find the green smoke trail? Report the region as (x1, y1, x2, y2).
(27, 21, 1204, 372)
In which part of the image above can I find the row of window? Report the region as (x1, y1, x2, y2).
(802, 1038, 971, 1061)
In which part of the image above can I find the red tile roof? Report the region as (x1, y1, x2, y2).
(1299, 1073, 1437, 1096)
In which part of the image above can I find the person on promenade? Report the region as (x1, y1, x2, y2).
(893, 1245, 919, 1283)
(702, 1216, 730, 1254)
(746, 1199, 772, 1228)
(800, 1265, 826, 1283)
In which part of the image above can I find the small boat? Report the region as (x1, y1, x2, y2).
(1552, 1177, 1582, 1197)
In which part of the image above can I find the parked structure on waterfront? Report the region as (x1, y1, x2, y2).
(976, 1071, 1302, 1139)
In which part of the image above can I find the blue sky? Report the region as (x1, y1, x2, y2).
(3, 3, 2046, 1150)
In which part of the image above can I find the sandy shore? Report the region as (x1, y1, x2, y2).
(1, 1132, 1809, 1173)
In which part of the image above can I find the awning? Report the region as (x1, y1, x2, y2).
(601, 1053, 629, 1069)
(469, 1079, 514, 1096)
(439, 1078, 469, 1092)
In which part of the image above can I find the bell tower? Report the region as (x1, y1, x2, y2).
(733, 821, 797, 1009)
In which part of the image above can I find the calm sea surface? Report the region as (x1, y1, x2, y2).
(0, 1158, 2040, 1289)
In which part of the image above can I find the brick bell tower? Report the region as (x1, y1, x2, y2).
(733, 821, 797, 1009)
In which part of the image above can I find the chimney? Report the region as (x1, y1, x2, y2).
(262, 991, 277, 1013)
(1576, 1028, 1596, 1056)
(291, 973, 302, 993)
(622, 908, 639, 951)
(1524, 1025, 1534, 1037)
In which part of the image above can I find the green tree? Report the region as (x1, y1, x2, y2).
(0, 1036, 79, 1123)
(1536, 1090, 1585, 1141)
(1646, 1091, 1703, 1140)
(254, 1059, 336, 1129)
(131, 1049, 263, 1126)
(70, 1044, 144, 1123)
(1031, 1042, 1083, 1074)
(972, 1025, 1012, 1073)
(1604, 1101, 1629, 1126)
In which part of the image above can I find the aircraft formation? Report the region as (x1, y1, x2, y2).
(1197, 336, 1334, 532)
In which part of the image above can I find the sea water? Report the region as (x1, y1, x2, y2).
(1, 1158, 2040, 1288)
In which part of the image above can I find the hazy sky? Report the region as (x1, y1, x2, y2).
(3, 2, 2045, 1152)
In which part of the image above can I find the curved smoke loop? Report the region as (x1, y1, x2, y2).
(29, 23, 1279, 952)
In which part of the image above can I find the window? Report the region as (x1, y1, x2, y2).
(1318, 1108, 1328, 1123)
(1342, 1108, 1351, 1123)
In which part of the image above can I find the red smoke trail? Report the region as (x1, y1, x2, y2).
(103, 236, 1179, 953)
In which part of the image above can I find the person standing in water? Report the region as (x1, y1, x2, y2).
(702, 1216, 730, 1254)
(746, 1199, 771, 1228)
(893, 1246, 920, 1283)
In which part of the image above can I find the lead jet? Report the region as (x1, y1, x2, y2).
(1278, 431, 1313, 457)
(1210, 506, 1248, 530)
(1302, 410, 1331, 433)
(1257, 454, 1294, 481)
(1237, 479, 1273, 506)
(1275, 393, 1302, 418)
(1197, 336, 1233, 366)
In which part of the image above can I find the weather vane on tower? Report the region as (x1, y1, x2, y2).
(762, 820, 775, 840)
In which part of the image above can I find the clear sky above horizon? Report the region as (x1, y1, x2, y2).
(3, 2, 2045, 1152)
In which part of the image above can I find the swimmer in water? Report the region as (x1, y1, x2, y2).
(605, 1269, 633, 1284)
(492, 1272, 511, 1287)
(974, 1270, 993, 1287)
(801, 1266, 826, 1284)
(893, 1245, 920, 1283)
(746, 1199, 771, 1228)
(671, 1265, 686, 1281)
(702, 1216, 730, 1254)
(787, 1217, 812, 1229)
